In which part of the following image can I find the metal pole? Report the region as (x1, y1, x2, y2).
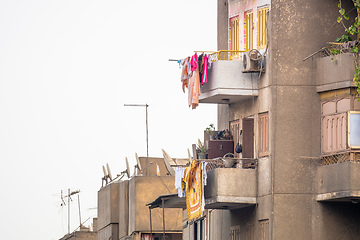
(149, 208, 153, 240)
(78, 194, 82, 228)
(124, 103, 149, 176)
(145, 104, 149, 176)
(162, 199, 165, 240)
(68, 188, 70, 234)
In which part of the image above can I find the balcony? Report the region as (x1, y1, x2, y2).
(316, 159, 360, 202)
(199, 51, 259, 104)
(204, 158, 257, 209)
(316, 52, 357, 93)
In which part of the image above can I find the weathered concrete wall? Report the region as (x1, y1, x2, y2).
(98, 223, 118, 240)
(217, 0, 228, 51)
(97, 182, 120, 231)
(119, 180, 129, 239)
(312, 201, 360, 240)
(269, 0, 355, 239)
(208, 210, 232, 240)
(128, 176, 182, 235)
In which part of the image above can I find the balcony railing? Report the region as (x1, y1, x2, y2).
(203, 158, 257, 210)
(203, 158, 257, 170)
(195, 50, 246, 62)
(304, 43, 357, 92)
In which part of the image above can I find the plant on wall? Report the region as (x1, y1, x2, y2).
(334, 0, 360, 96)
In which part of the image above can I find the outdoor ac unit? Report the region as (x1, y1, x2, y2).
(242, 49, 265, 73)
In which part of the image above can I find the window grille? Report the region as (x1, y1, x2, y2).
(259, 219, 269, 240)
(246, 223, 255, 240)
(230, 225, 241, 240)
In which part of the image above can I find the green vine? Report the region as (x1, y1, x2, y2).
(336, 0, 360, 96)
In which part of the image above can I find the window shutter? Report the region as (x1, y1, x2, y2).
(242, 118, 254, 158)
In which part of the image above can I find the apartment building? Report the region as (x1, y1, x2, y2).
(161, 0, 360, 239)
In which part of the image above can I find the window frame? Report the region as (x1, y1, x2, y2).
(245, 11, 254, 51)
(348, 111, 360, 148)
(258, 7, 269, 49)
(258, 112, 269, 157)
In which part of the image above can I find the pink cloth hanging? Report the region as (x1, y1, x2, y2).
(202, 54, 208, 85)
(190, 53, 198, 71)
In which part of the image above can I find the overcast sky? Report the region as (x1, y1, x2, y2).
(0, 1, 217, 239)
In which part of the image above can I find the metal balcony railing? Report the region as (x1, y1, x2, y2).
(203, 157, 257, 170)
(195, 50, 246, 62)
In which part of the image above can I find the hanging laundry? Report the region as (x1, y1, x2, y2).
(202, 54, 209, 85)
(180, 57, 190, 92)
(188, 67, 200, 109)
(207, 54, 212, 70)
(190, 53, 198, 71)
(184, 161, 203, 221)
(175, 167, 185, 197)
(198, 54, 204, 83)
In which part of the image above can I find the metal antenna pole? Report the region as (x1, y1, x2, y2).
(68, 189, 70, 234)
(59, 189, 80, 235)
(124, 103, 149, 175)
(78, 194, 82, 228)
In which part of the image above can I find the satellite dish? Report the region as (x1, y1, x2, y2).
(102, 165, 107, 177)
(125, 157, 131, 178)
(106, 163, 113, 181)
(187, 148, 192, 163)
(101, 165, 109, 187)
(135, 152, 142, 173)
(162, 149, 177, 165)
(162, 149, 175, 176)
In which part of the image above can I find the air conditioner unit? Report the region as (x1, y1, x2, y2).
(242, 49, 265, 73)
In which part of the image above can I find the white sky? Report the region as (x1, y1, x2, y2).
(0, 1, 217, 239)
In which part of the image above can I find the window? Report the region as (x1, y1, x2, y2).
(230, 225, 241, 240)
(259, 219, 269, 240)
(259, 112, 269, 157)
(349, 111, 360, 148)
(245, 11, 253, 51)
(258, 7, 269, 49)
(229, 16, 240, 59)
(321, 98, 350, 153)
(194, 218, 205, 240)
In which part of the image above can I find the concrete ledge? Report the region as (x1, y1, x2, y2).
(316, 161, 360, 201)
(206, 196, 257, 204)
(316, 191, 360, 201)
(199, 60, 259, 104)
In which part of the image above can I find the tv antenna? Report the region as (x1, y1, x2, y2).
(60, 189, 81, 234)
(124, 103, 149, 175)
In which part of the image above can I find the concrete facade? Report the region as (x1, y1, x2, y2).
(97, 157, 185, 240)
(181, 0, 360, 239)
